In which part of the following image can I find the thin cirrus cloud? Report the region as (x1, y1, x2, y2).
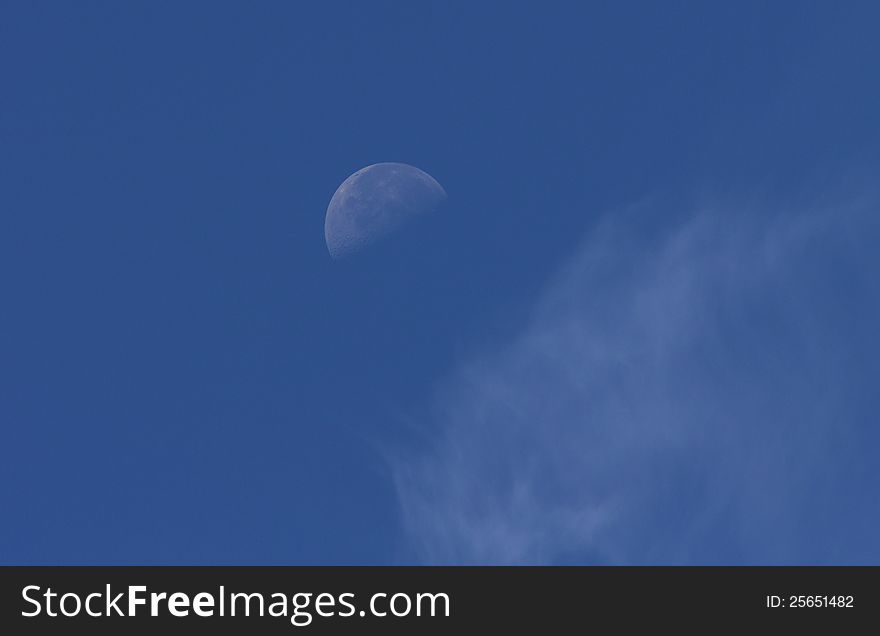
(392, 195, 880, 564)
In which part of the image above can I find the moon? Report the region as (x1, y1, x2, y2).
(325, 162, 447, 259)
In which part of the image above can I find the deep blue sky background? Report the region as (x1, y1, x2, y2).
(1, 2, 879, 564)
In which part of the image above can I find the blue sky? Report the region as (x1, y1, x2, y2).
(1, 2, 878, 564)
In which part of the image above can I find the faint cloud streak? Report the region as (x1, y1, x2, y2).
(392, 196, 880, 564)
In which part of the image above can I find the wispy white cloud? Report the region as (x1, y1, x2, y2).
(392, 197, 880, 564)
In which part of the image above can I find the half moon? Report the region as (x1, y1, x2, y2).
(324, 162, 447, 259)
